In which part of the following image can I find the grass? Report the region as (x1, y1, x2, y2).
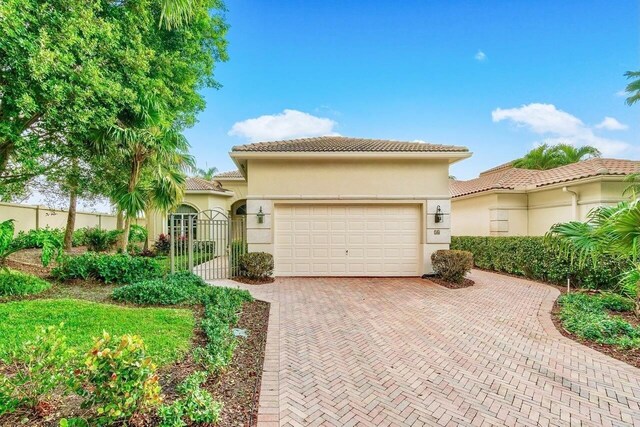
(558, 292, 640, 349)
(0, 298, 194, 365)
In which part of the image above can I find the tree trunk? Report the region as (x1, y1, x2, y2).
(121, 216, 131, 252)
(636, 294, 640, 318)
(143, 208, 151, 251)
(63, 188, 78, 251)
(0, 141, 14, 176)
(116, 209, 123, 231)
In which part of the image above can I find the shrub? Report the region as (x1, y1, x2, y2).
(12, 227, 64, 249)
(0, 325, 74, 415)
(84, 227, 122, 252)
(129, 224, 148, 243)
(74, 333, 162, 425)
(196, 286, 253, 373)
(431, 250, 473, 284)
(600, 293, 635, 312)
(112, 272, 207, 305)
(52, 253, 163, 284)
(238, 252, 273, 280)
(558, 293, 640, 348)
(0, 269, 51, 297)
(154, 234, 171, 255)
(157, 371, 222, 426)
(451, 236, 630, 289)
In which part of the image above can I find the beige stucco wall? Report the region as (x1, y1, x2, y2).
(450, 193, 496, 236)
(244, 158, 453, 275)
(247, 158, 450, 197)
(451, 177, 634, 237)
(0, 202, 137, 235)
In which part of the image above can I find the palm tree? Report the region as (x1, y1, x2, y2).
(548, 201, 640, 315)
(625, 71, 640, 106)
(196, 166, 218, 181)
(513, 144, 601, 170)
(158, 0, 196, 29)
(554, 143, 601, 164)
(96, 94, 194, 251)
(512, 144, 563, 170)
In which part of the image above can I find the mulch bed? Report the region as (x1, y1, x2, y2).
(425, 275, 475, 289)
(232, 276, 275, 285)
(0, 300, 270, 427)
(551, 299, 640, 369)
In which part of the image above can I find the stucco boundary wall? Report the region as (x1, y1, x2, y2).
(0, 201, 145, 235)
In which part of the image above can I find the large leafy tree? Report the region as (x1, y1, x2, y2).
(549, 201, 640, 315)
(513, 143, 601, 170)
(0, 0, 133, 196)
(0, 0, 227, 201)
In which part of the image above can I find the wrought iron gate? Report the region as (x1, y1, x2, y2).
(168, 209, 246, 280)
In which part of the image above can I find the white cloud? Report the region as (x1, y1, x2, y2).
(491, 103, 633, 156)
(616, 90, 627, 97)
(474, 50, 487, 61)
(595, 116, 628, 131)
(228, 109, 338, 142)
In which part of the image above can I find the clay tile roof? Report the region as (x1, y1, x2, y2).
(213, 170, 243, 179)
(232, 136, 469, 153)
(451, 158, 640, 198)
(185, 177, 229, 192)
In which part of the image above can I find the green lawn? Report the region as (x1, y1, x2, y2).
(0, 298, 194, 365)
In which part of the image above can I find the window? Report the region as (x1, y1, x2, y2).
(235, 203, 247, 216)
(169, 205, 198, 239)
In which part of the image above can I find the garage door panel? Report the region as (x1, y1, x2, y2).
(275, 204, 420, 277)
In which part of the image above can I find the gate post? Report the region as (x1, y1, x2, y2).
(188, 215, 194, 272)
(169, 214, 175, 274)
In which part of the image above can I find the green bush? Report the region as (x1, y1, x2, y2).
(12, 227, 64, 249)
(52, 253, 163, 284)
(112, 272, 207, 305)
(430, 250, 473, 284)
(157, 371, 222, 426)
(129, 224, 148, 243)
(0, 325, 74, 416)
(195, 286, 253, 372)
(74, 332, 162, 425)
(0, 269, 51, 297)
(558, 293, 640, 348)
(84, 227, 122, 252)
(238, 252, 273, 280)
(451, 236, 630, 289)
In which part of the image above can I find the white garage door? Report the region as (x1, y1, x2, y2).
(274, 204, 421, 277)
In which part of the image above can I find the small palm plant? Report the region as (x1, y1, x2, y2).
(548, 200, 640, 315)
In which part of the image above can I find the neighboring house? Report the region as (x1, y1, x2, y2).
(149, 136, 470, 276)
(450, 158, 639, 236)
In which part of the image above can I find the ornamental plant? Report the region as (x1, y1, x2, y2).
(431, 250, 473, 284)
(0, 325, 74, 415)
(157, 371, 222, 426)
(74, 333, 162, 425)
(0, 219, 61, 267)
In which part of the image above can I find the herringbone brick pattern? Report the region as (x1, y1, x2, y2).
(227, 270, 640, 426)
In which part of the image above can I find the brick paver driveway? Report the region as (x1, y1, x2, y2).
(226, 270, 640, 426)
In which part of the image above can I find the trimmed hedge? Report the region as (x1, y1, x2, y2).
(52, 253, 163, 284)
(451, 236, 630, 289)
(112, 272, 207, 305)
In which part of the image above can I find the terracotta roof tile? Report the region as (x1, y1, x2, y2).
(185, 177, 229, 192)
(232, 136, 468, 153)
(213, 170, 243, 179)
(451, 158, 640, 198)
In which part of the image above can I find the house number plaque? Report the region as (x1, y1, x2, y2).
(433, 229, 441, 235)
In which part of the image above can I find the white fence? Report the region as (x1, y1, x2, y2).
(0, 202, 145, 234)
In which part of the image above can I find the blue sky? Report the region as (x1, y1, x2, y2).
(188, 0, 639, 180)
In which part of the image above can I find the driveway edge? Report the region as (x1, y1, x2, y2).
(256, 300, 280, 427)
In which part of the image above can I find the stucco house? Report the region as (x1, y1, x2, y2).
(450, 158, 639, 236)
(148, 136, 471, 276)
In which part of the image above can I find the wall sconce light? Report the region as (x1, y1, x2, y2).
(257, 206, 265, 224)
(434, 205, 443, 223)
